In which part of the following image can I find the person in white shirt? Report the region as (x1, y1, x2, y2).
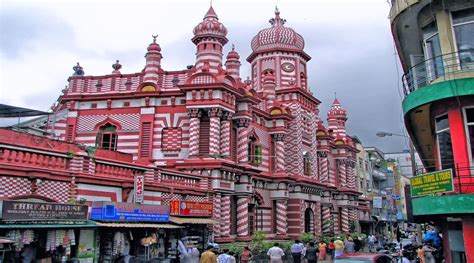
(218, 249, 231, 263)
(267, 243, 285, 263)
(290, 240, 304, 263)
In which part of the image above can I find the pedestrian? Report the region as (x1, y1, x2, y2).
(334, 237, 345, 259)
(328, 239, 335, 259)
(240, 246, 252, 263)
(344, 237, 355, 253)
(228, 251, 236, 263)
(398, 250, 411, 263)
(200, 245, 217, 263)
(422, 241, 436, 263)
(267, 243, 285, 263)
(353, 237, 362, 252)
(290, 240, 304, 263)
(408, 232, 417, 246)
(303, 241, 319, 263)
(368, 234, 376, 252)
(190, 247, 201, 263)
(318, 241, 327, 260)
(416, 245, 425, 263)
(218, 249, 231, 263)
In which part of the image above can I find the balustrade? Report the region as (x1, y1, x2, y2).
(0, 147, 68, 171)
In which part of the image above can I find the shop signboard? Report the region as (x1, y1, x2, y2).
(372, 196, 383, 209)
(90, 201, 169, 222)
(410, 169, 454, 197)
(170, 201, 213, 217)
(134, 175, 145, 203)
(0, 200, 88, 221)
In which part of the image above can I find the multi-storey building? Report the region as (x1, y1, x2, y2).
(3, 6, 364, 241)
(353, 137, 372, 233)
(390, 0, 474, 261)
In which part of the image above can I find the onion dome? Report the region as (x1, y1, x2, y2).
(72, 62, 84, 76)
(192, 6, 228, 44)
(251, 7, 305, 53)
(112, 60, 122, 74)
(226, 44, 240, 60)
(147, 35, 162, 52)
(328, 98, 348, 120)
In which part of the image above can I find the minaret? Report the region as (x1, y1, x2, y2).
(225, 44, 241, 79)
(143, 35, 162, 85)
(192, 6, 228, 73)
(327, 97, 348, 139)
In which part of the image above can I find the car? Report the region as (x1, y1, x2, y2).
(335, 253, 394, 263)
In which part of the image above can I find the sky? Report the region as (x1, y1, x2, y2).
(0, 0, 411, 152)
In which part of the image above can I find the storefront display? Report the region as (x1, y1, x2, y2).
(0, 200, 96, 262)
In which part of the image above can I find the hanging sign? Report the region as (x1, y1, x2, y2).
(90, 202, 169, 222)
(170, 201, 213, 217)
(0, 200, 88, 221)
(134, 175, 145, 203)
(410, 169, 454, 197)
(372, 196, 383, 209)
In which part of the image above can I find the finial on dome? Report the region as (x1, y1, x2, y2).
(152, 34, 158, 43)
(232, 43, 235, 51)
(72, 62, 84, 76)
(204, 6, 218, 19)
(112, 60, 122, 74)
(275, 5, 280, 15)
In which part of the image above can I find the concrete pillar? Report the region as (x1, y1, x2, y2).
(188, 109, 201, 157)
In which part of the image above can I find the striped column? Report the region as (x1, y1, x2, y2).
(220, 195, 231, 237)
(188, 109, 201, 157)
(318, 151, 329, 183)
(276, 200, 288, 236)
(341, 207, 350, 233)
(273, 134, 285, 172)
(332, 210, 340, 234)
(338, 159, 347, 187)
(347, 160, 356, 189)
(236, 196, 249, 237)
(236, 118, 250, 163)
(220, 112, 233, 158)
(213, 193, 222, 237)
(321, 206, 332, 234)
(208, 108, 222, 156)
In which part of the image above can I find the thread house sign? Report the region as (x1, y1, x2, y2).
(0, 200, 88, 221)
(90, 201, 170, 222)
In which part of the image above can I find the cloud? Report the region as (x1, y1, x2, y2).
(0, 0, 408, 152)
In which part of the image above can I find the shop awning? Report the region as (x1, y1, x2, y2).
(169, 216, 221, 225)
(94, 222, 183, 229)
(0, 222, 97, 229)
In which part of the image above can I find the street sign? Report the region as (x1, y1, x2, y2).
(373, 196, 383, 208)
(410, 169, 454, 197)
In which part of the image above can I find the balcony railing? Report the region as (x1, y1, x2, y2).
(453, 166, 474, 195)
(402, 50, 474, 96)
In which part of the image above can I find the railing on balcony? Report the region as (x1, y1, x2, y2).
(453, 166, 474, 194)
(161, 173, 201, 189)
(402, 50, 474, 96)
(0, 147, 69, 171)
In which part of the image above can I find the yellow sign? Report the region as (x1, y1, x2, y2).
(410, 169, 454, 197)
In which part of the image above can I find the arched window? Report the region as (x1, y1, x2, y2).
(248, 136, 262, 165)
(303, 152, 311, 176)
(304, 208, 314, 233)
(96, 123, 117, 151)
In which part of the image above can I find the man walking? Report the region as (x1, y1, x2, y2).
(267, 243, 285, 263)
(303, 242, 319, 263)
(200, 245, 217, 263)
(291, 240, 304, 263)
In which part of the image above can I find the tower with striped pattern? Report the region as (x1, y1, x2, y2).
(192, 6, 228, 73)
(143, 36, 162, 85)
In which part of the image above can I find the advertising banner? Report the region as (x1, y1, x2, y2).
(372, 196, 383, 209)
(170, 201, 213, 217)
(410, 169, 454, 197)
(134, 175, 145, 203)
(0, 200, 88, 221)
(90, 202, 169, 222)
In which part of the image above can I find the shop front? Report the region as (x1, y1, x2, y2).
(0, 200, 96, 263)
(169, 201, 217, 251)
(90, 201, 182, 263)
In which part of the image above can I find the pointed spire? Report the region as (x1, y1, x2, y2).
(269, 6, 285, 26)
(204, 6, 218, 20)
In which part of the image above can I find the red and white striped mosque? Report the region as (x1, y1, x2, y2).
(0, 6, 369, 241)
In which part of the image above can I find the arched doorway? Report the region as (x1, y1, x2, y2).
(304, 208, 314, 233)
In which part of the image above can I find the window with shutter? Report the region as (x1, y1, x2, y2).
(140, 122, 151, 157)
(199, 116, 210, 155)
(66, 125, 74, 142)
(95, 123, 117, 151)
